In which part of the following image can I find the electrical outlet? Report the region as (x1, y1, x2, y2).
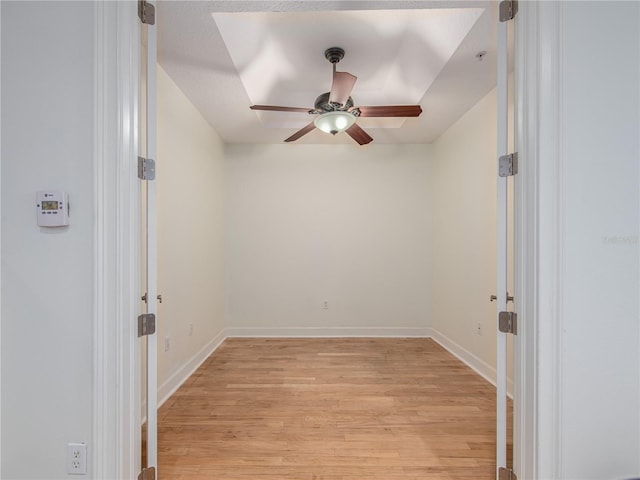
(476, 322, 482, 335)
(188, 323, 194, 336)
(67, 442, 87, 475)
(164, 335, 170, 352)
(323, 300, 329, 310)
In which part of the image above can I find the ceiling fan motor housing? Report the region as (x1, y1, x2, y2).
(314, 92, 354, 112)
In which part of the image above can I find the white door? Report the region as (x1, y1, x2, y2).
(496, 3, 515, 479)
(140, 1, 158, 478)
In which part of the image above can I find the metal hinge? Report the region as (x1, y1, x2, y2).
(498, 311, 518, 335)
(138, 467, 156, 480)
(499, 0, 518, 22)
(138, 157, 156, 180)
(499, 152, 518, 177)
(138, 0, 155, 25)
(137, 313, 156, 337)
(498, 467, 517, 480)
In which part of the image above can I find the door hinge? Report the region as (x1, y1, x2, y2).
(138, 0, 156, 25)
(498, 467, 517, 480)
(138, 157, 156, 181)
(138, 467, 156, 480)
(499, 152, 518, 177)
(499, 0, 518, 22)
(499, 311, 518, 335)
(137, 313, 156, 337)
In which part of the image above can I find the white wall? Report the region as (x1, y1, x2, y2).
(553, 2, 639, 478)
(429, 86, 501, 380)
(156, 65, 226, 403)
(1, 2, 95, 478)
(223, 93, 508, 376)
(224, 144, 433, 336)
(429, 81, 515, 388)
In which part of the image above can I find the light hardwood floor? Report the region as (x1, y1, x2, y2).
(157, 338, 512, 480)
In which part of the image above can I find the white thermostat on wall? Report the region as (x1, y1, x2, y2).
(36, 191, 69, 227)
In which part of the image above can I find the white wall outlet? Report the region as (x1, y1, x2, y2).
(323, 300, 329, 310)
(476, 322, 482, 336)
(164, 335, 170, 352)
(188, 323, 194, 336)
(67, 442, 87, 475)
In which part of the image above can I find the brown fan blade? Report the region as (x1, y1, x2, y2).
(250, 105, 312, 113)
(345, 123, 373, 145)
(284, 122, 316, 143)
(329, 71, 357, 106)
(355, 105, 423, 117)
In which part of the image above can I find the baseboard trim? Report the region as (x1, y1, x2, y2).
(157, 329, 226, 408)
(428, 327, 514, 398)
(226, 326, 431, 338)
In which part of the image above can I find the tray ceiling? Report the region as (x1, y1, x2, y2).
(158, 1, 499, 145)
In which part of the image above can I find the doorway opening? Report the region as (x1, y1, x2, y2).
(142, 2, 516, 478)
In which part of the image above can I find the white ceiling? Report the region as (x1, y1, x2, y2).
(157, 1, 499, 145)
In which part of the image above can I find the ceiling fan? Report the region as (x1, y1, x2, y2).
(249, 47, 423, 145)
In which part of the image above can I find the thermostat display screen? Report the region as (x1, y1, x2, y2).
(41, 200, 59, 211)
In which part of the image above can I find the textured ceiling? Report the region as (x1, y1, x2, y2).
(158, 1, 499, 145)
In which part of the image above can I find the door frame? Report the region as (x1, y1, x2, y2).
(93, 2, 558, 479)
(93, 2, 141, 478)
(513, 2, 564, 479)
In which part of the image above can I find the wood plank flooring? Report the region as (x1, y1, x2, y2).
(157, 338, 512, 480)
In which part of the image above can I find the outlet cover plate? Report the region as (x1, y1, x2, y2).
(67, 442, 87, 475)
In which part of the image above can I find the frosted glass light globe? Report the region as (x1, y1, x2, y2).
(314, 111, 356, 135)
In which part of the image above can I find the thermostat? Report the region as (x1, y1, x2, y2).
(36, 191, 69, 227)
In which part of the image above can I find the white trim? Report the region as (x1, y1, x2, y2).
(429, 328, 514, 398)
(157, 330, 226, 408)
(143, 1, 159, 470)
(116, 3, 142, 478)
(513, 2, 538, 478)
(0, 0, 3, 471)
(534, 2, 565, 478)
(93, 2, 141, 479)
(496, 14, 510, 475)
(514, 2, 565, 479)
(226, 326, 431, 338)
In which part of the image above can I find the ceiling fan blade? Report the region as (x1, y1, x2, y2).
(250, 105, 312, 113)
(345, 123, 373, 145)
(329, 71, 357, 106)
(284, 122, 316, 143)
(355, 105, 423, 117)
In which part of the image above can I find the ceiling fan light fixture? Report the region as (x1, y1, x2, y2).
(314, 111, 356, 136)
